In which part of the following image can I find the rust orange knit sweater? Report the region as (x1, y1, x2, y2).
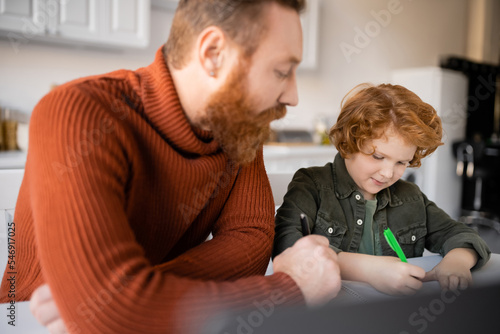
(0, 47, 303, 333)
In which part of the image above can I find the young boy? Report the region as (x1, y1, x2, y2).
(273, 83, 491, 295)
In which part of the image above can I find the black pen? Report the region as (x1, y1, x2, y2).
(300, 213, 310, 236)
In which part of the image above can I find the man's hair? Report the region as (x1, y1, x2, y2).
(164, 0, 306, 69)
(329, 83, 443, 168)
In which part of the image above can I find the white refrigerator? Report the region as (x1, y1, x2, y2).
(391, 67, 468, 219)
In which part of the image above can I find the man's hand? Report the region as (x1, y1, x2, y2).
(30, 284, 67, 334)
(423, 248, 478, 290)
(273, 235, 341, 306)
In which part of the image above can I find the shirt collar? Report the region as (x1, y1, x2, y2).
(134, 46, 220, 156)
(331, 153, 359, 199)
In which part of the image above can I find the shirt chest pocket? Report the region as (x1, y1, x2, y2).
(312, 214, 347, 248)
(395, 223, 427, 258)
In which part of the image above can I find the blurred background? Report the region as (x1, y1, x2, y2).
(0, 0, 497, 129)
(0, 0, 499, 250)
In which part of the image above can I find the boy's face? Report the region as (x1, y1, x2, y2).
(345, 130, 417, 200)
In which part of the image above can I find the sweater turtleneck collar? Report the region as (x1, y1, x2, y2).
(136, 46, 221, 156)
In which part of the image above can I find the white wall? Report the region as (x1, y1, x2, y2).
(282, 0, 469, 131)
(0, 0, 470, 130)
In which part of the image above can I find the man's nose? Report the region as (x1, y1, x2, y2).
(278, 75, 299, 107)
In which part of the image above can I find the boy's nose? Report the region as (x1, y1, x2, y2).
(379, 166, 394, 180)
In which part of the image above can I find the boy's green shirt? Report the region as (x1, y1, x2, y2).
(274, 153, 491, 269)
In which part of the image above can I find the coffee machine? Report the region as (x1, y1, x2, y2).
(442, 57, 500, 252)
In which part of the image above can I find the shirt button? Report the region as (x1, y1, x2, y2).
(328, 227, 333, 234)
(355, 194, 361, 201)
(411, 235, 416, 242)
(357, 219, 363, 226)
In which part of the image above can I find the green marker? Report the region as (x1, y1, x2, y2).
(383, 227, 407, 263)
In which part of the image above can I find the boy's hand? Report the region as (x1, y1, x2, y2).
(423, 248, 478, 290)
(365, 256, 426, 295)
(338, 252, 425, 296)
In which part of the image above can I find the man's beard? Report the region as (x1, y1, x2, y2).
(204, 63, 287, 166)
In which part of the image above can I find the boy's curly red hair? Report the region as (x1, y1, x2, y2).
(329, 83, 443, 168)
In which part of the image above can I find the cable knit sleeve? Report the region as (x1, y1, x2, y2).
(26, 87, 303, 333)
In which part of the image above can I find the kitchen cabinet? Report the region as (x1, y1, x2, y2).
(299, 0, 319, 70)
(0, 0, 150, 49)
(0, 0, 43, 35)
(57, 0, 150, 48)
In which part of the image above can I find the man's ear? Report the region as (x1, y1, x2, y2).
(197, 26, 226, 78)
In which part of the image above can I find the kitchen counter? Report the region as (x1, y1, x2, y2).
(0, 145, 337, 171)
(263, 144, 337, 205)
(263, 144, 336, 173)
(0, 151, 26, 169)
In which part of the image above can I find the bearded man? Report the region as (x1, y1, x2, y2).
(0, 1, 341, 333)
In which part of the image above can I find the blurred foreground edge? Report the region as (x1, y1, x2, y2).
(202, 280, 500, 334)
